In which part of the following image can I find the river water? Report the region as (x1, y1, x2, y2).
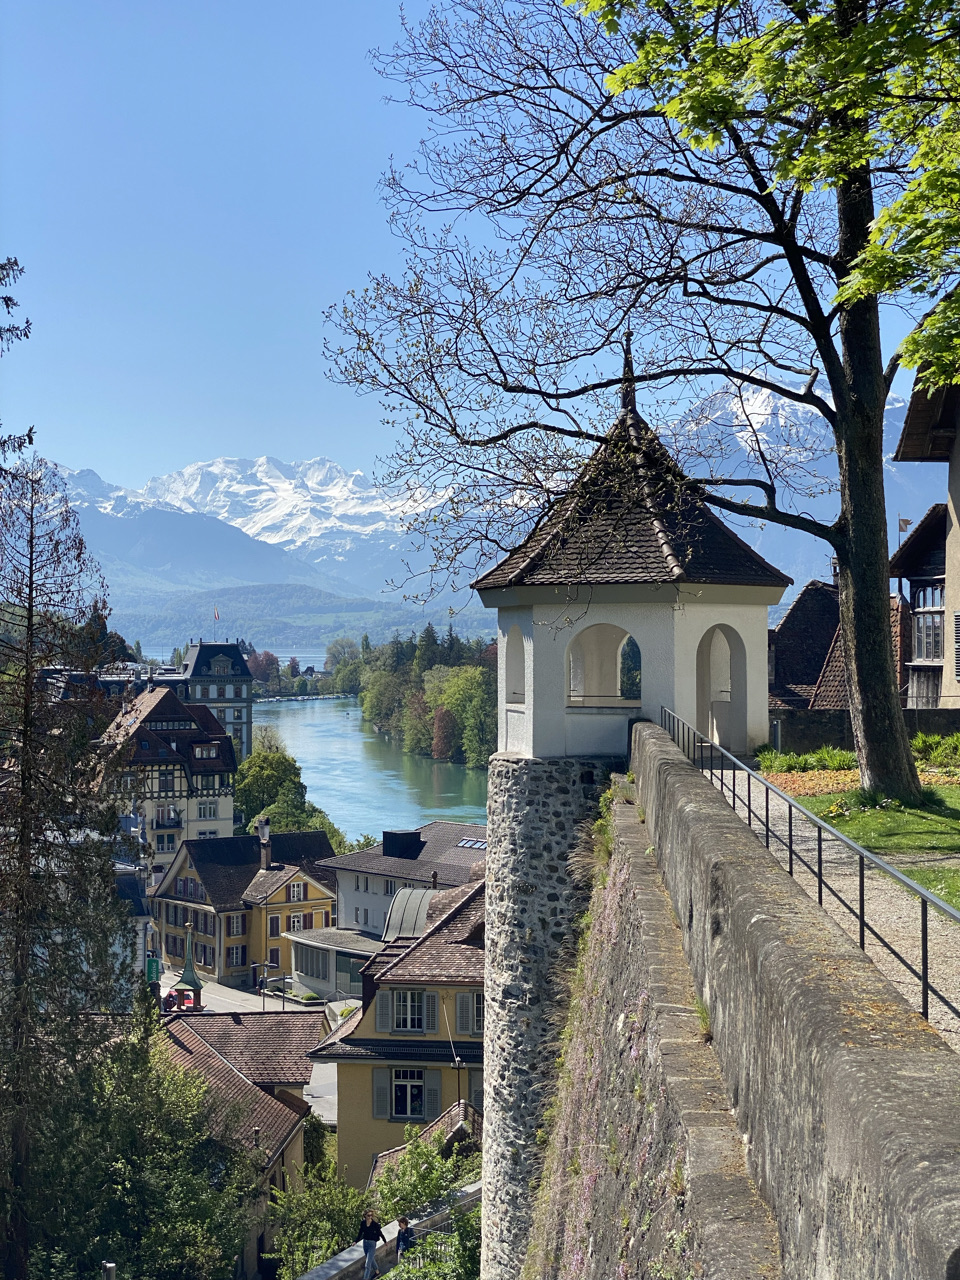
(253, 697, 488, 840)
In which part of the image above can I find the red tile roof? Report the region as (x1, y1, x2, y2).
(377, 882, 485, 986)
(163, 1017, 308, 1163)
(178, 1011, 329, 1088)
(367, 1101, 483, 1185)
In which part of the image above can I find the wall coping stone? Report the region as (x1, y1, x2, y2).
(633, 721, 960, 1280)
(297, 1182, 481, 1280)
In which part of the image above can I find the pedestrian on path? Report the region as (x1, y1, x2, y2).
(396, 1217, 415, 1262)
(356, 1209, 386, 1279)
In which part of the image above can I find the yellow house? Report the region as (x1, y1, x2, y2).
(151, 828, 337, 988)
(308, 878, 485, 1187)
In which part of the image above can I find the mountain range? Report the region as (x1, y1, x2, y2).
(61, 387, 944, 653)
(61, 460, 488, 656)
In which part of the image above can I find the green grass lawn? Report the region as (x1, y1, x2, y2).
(803, 786, 960, 858)
(802, 786, 960, 911)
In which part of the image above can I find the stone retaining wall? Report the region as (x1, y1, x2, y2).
(633, 721, 960, 1279)
(481, 753, 620, 1280)
(770, 706, 960, 754)
(523, 802, 783, 1279)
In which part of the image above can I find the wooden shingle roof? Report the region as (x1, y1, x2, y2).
(472, 418, 790, 592)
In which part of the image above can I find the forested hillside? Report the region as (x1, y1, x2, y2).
(325, 625, 498, 769)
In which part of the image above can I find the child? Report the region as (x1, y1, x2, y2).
(396, 1217, 416, 1262)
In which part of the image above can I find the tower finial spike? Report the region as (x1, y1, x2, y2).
(620, 329, 637, 418)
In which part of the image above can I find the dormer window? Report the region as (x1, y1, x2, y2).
(194, 744, 219, 759)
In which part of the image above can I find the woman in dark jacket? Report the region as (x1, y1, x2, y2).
(356, 1209, 387, 1279)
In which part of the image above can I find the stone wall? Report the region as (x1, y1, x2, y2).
(481, 753, 620, 1280)
(633, 721, 960, 1279)
(523, 802, 782, 1280)
(770, 705, 960, 753)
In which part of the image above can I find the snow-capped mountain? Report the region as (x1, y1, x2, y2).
(60, 457, 429, 598)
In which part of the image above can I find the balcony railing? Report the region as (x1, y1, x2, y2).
(152, 813, 182, 830)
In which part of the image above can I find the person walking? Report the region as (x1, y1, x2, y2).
(355, 1209, 387, 1279)
(396, 1217, 415, 1263)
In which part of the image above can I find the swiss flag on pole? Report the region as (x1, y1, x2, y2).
(214, 606, 219, 621)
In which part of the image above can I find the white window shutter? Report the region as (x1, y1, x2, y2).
(376, 990, 392, 1032)
(456, 991, 472, 1034)
(424, 1070, 442, 1120)
(373, 1068, 390, 1119)
(424, 991, 438, 1032)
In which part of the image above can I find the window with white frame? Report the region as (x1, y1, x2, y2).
(355, 875, 360, 891)
(288, 913, 303, 932)
(394, 989, 424, 1031)
(226, 944, 246, 967)
(354, 907, 360, 923)
(393, 1068, 424, 1118)
(362, 908, 369, 926)
(294, 944, 330, 981)
(198, 801, 218, 819)
(474, 990, 484, 1033)
(288, 881, 304, 902)
(384, 879, 396, 896)
(364, 876, 369, 893)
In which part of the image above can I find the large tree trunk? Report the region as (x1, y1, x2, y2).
(833, 169, 922, 801)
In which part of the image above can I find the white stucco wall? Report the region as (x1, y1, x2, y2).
(487, 583, 781, 759)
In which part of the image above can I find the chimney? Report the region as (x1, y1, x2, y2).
(382, 830, 425, 860)
(431, 870, 438, 889)
(257, 816, 272, 870)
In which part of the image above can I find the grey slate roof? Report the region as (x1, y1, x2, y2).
(472, 419, 790, 591)
(181, 642, 253, 683)
(317, 821, 487, 887)
(287, 927, 383, 957)
(309, 1037, 484, 1064)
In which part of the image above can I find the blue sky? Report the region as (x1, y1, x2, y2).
(1, 1, 427, 487)
(0, 0, 945, 565)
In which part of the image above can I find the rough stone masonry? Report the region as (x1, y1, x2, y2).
(481, 753, 619, 1280)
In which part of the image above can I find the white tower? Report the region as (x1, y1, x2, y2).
(474, 366, 790, 1280)
(474, 430, 790, 757)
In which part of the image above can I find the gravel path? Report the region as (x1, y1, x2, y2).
(697, 757, 960, 1052)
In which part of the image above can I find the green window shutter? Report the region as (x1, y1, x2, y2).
(376, 990, 392, 1032)
(373, 1068, 390, 1119)
(456, 991, 472, 1035)
(424, 991, 438, 1032)
(424, 1070, 442, 1120)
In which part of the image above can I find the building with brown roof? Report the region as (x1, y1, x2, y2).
(768, 581, 840, 710)
(893, 374, 959, 706)
(308, 880, 486, 1187)
(472, 413, 790, 756)
(151, 826, 337, 987)
(100, 684, 238, 875)
(317, 822, 487, 939)
(163, 1013, 310, 1278)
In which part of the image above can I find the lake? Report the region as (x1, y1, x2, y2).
(253, 697, 488, 840)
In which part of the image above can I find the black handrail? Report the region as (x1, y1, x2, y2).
(658, 707, 960, 1024)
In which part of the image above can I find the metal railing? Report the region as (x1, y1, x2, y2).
(659, 707, 960, 1024)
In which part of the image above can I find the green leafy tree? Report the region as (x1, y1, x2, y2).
(374, 1129, 477, 1224)
(324, 637, 360, 672)
(269, 1161, 365, 1280)
(402, 688, 435, 755)
(29, 989, 257, 1280)
(247, 779, 350, 852)
(333, 657, 365, 696)
(234, 749, 302, 820)
(325, 0, 960, 798)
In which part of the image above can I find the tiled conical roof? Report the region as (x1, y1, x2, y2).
(471, 413, 790, 592)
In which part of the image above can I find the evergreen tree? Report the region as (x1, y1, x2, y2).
(0, 457, 133, 1280)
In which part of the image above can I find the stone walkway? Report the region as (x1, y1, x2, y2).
(697, 758, 960, 1052)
